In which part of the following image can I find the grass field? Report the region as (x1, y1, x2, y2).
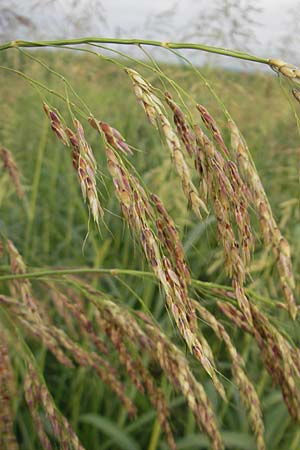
(1, 47, 300, 450)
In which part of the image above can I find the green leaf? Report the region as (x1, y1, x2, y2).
(161, 432, 256, 450)
(79, 414, 142, 450)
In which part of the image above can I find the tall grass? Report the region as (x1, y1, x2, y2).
(1, 40, 300, 450)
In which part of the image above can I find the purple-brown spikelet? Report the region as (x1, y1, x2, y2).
(228, 119, 297, 319)
(0, 293, 75, 369)
(43, 103, 69, 146)
(193, 117, 255, 325)
(218, 299, 300, 422)
(195, 303, 265, 450)
(217, 301, 253, 334)
(89, 117, 133, 155)
(151, 193, 191, 285)
(65, 122, 103, 225)
(104, 136, 225, 398)
(0, 332, 18, 450)
(165, 92, 197, 157)
(138, 314, 224, 450)
(19, 314, 74, 368)
(159, 113, 208, 218)
(25, 363, 86, 450)
(197, 104, 230, 157)
(109, 304, 222, 449)
(24, 373, 53, 450)
(50, 288, 107, 354)
(44, 104, 103, 225)
(96, 300, 176, 450)
(0, 147, 25, 198)
(47, 325, 136, 417)
(6, 240, 40, 319)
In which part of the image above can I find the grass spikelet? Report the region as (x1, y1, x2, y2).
(292, 88, 300, 103)
(97, 300, 176, 450)
(0, 331, 18, 450)
(228, 119, 297, 319)
(0, 147, 25, 198)
(250, 305, 300, 419)
(47, 325, 136, 416)
(126, 69, 208, 218)
(6, 240, 40, 319)
(25, 363, 86, 450)
(218, 300, 300, 421)
(125, 68, 163, 127)
(160, 113, 208, 218)
(268, 59, 300, 82)
(151, 192, 191, 285)
(24, 373, 53, 450)
(44, 105, 103, 225)
(89, 117, 133, 155)
(137, 312, 224, 450)
(50, 287, 107, 353)
(103, 137, 225, 398)
(197, 104, 230, 157)
(164, 92, 197, 156)
(194, 120, 255, 324)
(217, 301, 253, 334)
(65, 121, 104, 225)
(43, 103, 69, 146)
(194, 303, 265, 450)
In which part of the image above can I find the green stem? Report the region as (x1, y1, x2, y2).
(147, 418, 161, 450)
(0, 38, 270, 65)
(0, 265, 276, 307)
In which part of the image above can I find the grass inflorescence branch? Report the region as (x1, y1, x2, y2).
(0, 38, 269, 64)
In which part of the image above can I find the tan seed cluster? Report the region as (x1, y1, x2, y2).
(268, 58, 300, 81)
(292, 89, 300, 104)
(126, 69, 208, 218)
(126, 68, 164, 127)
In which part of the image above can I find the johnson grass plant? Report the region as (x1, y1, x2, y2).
(1, 37, 300, 450)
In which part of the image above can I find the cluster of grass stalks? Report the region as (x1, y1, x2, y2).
(1, 39, 300, 450)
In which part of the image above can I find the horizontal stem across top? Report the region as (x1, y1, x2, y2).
(0, 265, 274, 307)
(0, 37, 269, 65)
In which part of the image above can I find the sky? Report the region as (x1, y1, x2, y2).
(1, 0, 300, 67)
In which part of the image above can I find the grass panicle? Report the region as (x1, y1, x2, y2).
(0, 147, 25, 199)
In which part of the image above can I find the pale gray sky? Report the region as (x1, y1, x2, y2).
(1, 0, 300, 65)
